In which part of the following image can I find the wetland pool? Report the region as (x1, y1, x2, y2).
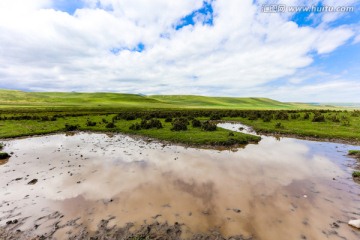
(0, 123, 359, 239)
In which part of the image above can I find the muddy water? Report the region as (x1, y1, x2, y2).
(0, 124, 359, 240)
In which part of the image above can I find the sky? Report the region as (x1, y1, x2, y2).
(0, 0, 359, 102)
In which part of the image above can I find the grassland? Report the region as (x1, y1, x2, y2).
(0, 114, 260, 146)
(0, 89, 316, 110)
(0, 89, 359, 146)
(225, 111, 360, 144)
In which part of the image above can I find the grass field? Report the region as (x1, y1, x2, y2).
(0, 89, 359, 146)
(0, 115, 260, 146)
(225, 111, 360, 143)
(0, 89, 317, 110)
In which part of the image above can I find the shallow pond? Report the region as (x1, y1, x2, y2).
(0, 123, 359, 239)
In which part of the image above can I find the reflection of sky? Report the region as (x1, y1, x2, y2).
(2, 131, 351, 201)
(1, 131, 359, 239)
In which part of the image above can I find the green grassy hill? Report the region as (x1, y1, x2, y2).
(0, 89, 316, 110)
(151, 95, 305, 109)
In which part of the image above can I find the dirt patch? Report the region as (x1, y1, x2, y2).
(0, 217, 251, 240)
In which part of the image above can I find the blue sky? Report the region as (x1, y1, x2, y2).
(0, 0, 359, 102)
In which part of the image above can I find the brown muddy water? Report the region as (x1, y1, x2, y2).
(0, 123, 360, 240)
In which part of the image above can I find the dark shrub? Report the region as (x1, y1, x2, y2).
(275, 122, 284, 129)
(247, 112, 259, 121)
(329, 115, 340, 123)
(201, 121, 217, 131)
(41, 116, 50, 121)
(312, 114, 325, 122)
(210, 114, 221, 121)
(106, 122, 116, 128)
(303, 112, 310, 120)
(262, 114, 272, 122)
(149, 119, 163, 129)
(102, 118, 108, 123)
(140, 119, 163, 129)
(129, 123, 141, 130)
(351, 110, 360, 117)
(86, 120, 97, 127)
(165, 117, 172, 123)
(0, 152, 10, 160)
(291, 113, 300, 119)
(142, 115, 152, 120)
(192, 119, 202, 128)
(228, 132, 235, 136)
(125, 115, 136, 121)
(353, 171, 360, 178)
(341, 116, 350, 126)
(65, 124, 79, 131)
(178, 117, 190, 125)
(171, 119, 188, 131)
(274, 112, 289, 120)
(0, 143, 3, 150)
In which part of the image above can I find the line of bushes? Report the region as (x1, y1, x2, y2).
(1, 110, 355, 126)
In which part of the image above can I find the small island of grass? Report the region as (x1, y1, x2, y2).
(0, 152, 10, 160)
(348, 150, 360, 157)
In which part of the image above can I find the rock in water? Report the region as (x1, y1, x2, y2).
(348, 219, 360, 229)
(27, 179, 38, 185)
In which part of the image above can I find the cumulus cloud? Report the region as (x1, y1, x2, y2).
(0, 0, 358, 101)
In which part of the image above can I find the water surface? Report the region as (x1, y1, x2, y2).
(0, 124, 359, 239)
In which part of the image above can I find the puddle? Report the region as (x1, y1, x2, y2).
(0, 124, 359, 239)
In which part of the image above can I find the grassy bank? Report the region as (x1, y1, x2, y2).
(224, 111, 360, 144)
(1, 108, 360, 145)
(0, 114, 260, 147)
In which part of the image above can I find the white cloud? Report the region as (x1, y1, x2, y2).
(0, 0, 358, 101)
(314, 27, 354, 53)
(264, 80, 360, 102)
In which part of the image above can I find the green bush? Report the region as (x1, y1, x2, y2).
(274, 112, 289, 120)
(341, 116, 351, 126)
(124, 114, 136, 121)
(171, 119, 188, 131)
(262, 114, 272, 122)
(106, 122, 116, 128)
(248, 112, 259, 121)
(210, 114, 221, 120)
(140, 119, 163, 129)
(65, 124, 79, 131)
(312, 114, 325, 122)
(291, 113, 300, 119)
(0, 152, 10, 160)
(351, 110, 360, 117)
(86, 120, 97, 126)
(329, 115, 340, 123)
(275, 122, 284, 129)
(191, 119, 202, 128)
(129, 123, 141, 130)
(165, 117, 172, 122)
(353, 171, 360, 178)
(303, 112, 310, 120)
(201, 121, 217, 131)
(41, 116, 50, 121)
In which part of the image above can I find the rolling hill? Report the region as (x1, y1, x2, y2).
(0, 89, 316, 110)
